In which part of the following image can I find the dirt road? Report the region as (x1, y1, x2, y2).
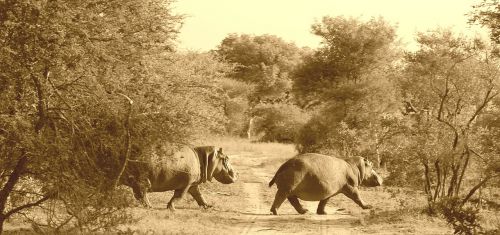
(115, 140, 451, 234)
(3, 139, 449, 234)
(233, 151, 365, 235)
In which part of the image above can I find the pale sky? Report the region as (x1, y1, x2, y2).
(173, 0, 487, 51)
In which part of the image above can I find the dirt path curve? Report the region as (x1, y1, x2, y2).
(232, 152, 361, 235)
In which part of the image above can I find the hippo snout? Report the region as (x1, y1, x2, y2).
(363, 170, 383, 187)
(216, 169, 237, 184)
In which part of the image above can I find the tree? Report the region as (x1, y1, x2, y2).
(217, 34, 304, 104)
(469, 0, 500, 44)
(400, 29, 500, 209)
(293, 16, 402, 162)
(216, 34, 306, 139)
(0, 0, 228, 232)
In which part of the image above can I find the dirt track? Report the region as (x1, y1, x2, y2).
(231, 152, 366, 235)
(116, 141, 451, 235)
(4, 140, 452, 234)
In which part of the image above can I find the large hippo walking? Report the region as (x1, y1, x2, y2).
(124, 145, 236, 210)
(268, 153, 382, 215)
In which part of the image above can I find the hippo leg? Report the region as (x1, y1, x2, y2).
(316, 197, 331, 215)
(188, 185, 211, 209)
(287, 196, 308, 214)
(342, 186, 372, 209)
(270, 190, 287, 215)
(167, 186, 190, 211)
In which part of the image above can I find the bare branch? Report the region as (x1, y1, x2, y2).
(461, 174, 499, 207)
(466, 87, 498, 128)
(0, 155, 28, 214)
(4, 194, 51, 218)
(113, 93, 134, 188)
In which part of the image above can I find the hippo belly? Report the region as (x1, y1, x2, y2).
(292, 174, 343, 201)
(149, 168, 199, 192)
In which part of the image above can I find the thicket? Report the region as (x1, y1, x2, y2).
(0, 0, 230, 233)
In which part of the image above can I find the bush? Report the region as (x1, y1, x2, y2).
(434, 197, 482, 235)
(224, 98, 250, 136)
(296, 113, 361, 157)
(250, 103, 309, 143)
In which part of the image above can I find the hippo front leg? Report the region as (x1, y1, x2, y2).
(342, 186, 372, 209)
(132, 186, 152, 208)
(167, 186, 190, 211)
(188, 185, 211, 209)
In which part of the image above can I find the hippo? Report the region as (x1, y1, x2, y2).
(124, 145, 236, 210)
(268, 153, 383, 215)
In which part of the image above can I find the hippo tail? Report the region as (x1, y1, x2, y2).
(268, 177, 276, 187)
(269, 162, 288, 187)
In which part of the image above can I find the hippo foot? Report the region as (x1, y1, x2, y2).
(167, 204, 176, 211)
(316, 210, 327, 215)
(201, 204, 213, 209)
(270, 208, 278, 215)
(361, 205, 372, 210)
(298, 209, 309, 214)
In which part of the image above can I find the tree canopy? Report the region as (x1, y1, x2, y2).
(469, 0, 500, 44)
(217, 34, 304, 104)
(293, 16, 402, 157)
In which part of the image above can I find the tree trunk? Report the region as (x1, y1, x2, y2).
(423, 161, 432, 196)
(247, 117, 254, 139)
(433, 160, 441, 201)
(456, 151, 470, 196)
(0, 215, 5, 234)
(0, 156, 27, 234)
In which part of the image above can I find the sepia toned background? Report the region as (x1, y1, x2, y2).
(0, 0, 498, 234)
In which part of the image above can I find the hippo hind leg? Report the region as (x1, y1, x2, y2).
(316, 197, 331, 215)
(287, 196, 308, 214)
(270, 189, 288, 215)
(167, 186, 190, 211)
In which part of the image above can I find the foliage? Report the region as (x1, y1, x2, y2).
(249, 103, 310, 143)
(293, 16, 400, 109)
(434, 197, 481, 235)
(0, 0, 230, 232)
(397, 29, 500, 206)
(217, 33, 304, 104)
(216, 34, 306, 139)
(218, 78, 253, 136)
(293, 16, 401, 160)
(469, 0, 500, 44)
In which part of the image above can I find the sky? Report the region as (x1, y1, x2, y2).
(173, 0, 487, 51)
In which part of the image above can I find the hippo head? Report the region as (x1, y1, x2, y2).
(125, 175, 153, 207)
(195, 146, 237, 184)
(359, 158, 383, 187)
(211, 148, 237, 184)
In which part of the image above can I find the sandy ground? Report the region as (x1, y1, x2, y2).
(4, 139, 454, 234)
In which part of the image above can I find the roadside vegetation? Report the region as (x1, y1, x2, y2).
(0, 0, 499, 234)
